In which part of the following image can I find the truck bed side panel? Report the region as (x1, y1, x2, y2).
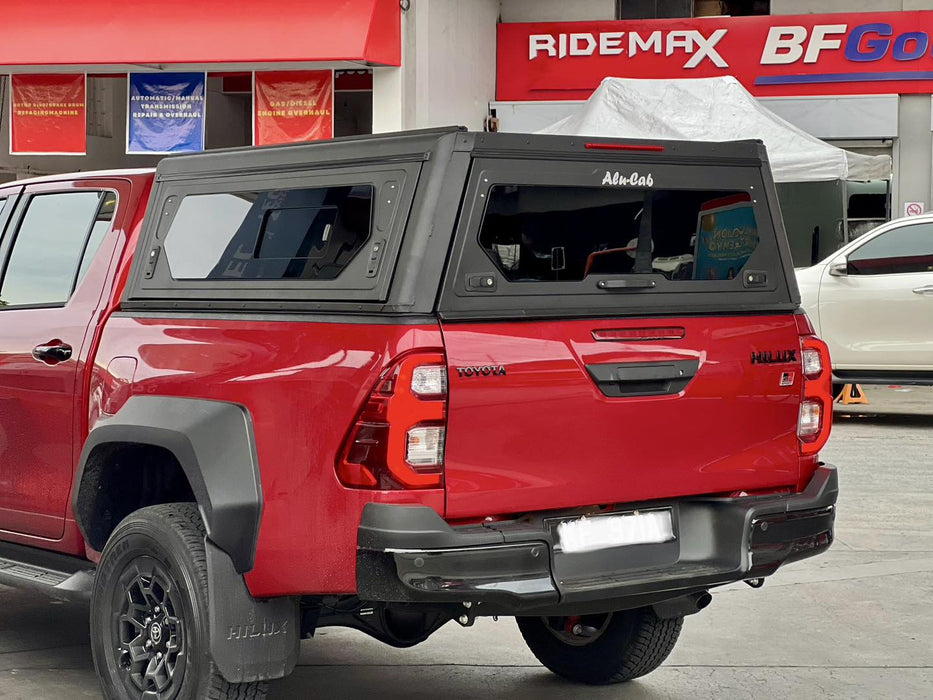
(91, 315, 444, 597)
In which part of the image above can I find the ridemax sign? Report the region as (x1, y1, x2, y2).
(498, 11, 933, 100)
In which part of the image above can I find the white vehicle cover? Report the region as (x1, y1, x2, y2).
(538, 76, 892, 183)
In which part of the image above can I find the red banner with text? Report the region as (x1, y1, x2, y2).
(498, 11, 933, 100)
(253, 70, 334, 146)
(10, 74, 86, 154)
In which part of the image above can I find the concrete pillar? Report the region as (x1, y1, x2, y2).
(372, 66, 407, 133)
(892, 95, 933, 218)
(372, 0, 419, 133)
(372, 0, 498, 134)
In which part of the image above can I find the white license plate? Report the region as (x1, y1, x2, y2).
(556, 509, 674, 554)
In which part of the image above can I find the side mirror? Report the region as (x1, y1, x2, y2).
(828, 259, 848, 277)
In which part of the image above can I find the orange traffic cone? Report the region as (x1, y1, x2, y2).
(838, 383, 869, 405)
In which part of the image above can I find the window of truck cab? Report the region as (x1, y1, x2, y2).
(0, 190, 117, 309)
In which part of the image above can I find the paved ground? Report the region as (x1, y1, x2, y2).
(1, 386, 931, 699)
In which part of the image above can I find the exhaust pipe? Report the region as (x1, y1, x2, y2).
(652, 591, 713, 619)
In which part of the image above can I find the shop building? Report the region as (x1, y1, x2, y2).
(2, 0, 932, 238)
(492, 1, 933, 240)
(0, 0, 499, 180)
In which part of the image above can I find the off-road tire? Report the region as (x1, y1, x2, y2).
(90, 503, 267, 700)
(516, 607, 683, 685)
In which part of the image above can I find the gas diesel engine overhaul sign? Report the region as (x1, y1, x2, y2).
(253, 70, 334, 146)
(497, 10, 933, 100)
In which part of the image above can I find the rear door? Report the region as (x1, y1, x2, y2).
(819, 220, 933, 371)
(438, 155, 805, 519)
(0, 180, 126, 538)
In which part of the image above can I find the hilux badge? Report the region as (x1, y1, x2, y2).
(751, 349, 797, 365)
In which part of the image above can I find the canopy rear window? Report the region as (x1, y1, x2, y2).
(479, 186, 758, 283)
(440, 157, 794, 319)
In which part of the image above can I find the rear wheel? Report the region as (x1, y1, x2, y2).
(516, 607, 683, 685)
(90, 503, 266, 700)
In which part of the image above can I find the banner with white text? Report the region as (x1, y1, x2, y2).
(127, 72, 206, 154)
(253, 70, 333, 146)
(10, 74, 86, 155)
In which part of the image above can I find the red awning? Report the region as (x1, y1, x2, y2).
(0, 0, 400, 69)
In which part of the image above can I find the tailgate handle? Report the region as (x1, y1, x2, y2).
(597, 278, 657, 290)
(585, 359, 700, 397)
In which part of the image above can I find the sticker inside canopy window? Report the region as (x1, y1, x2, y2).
(693, 194, 759, 281)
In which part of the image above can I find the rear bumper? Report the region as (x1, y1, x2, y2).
(356, 466, 837, 615)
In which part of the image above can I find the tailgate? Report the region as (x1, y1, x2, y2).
(436, 143, 803, 519)
(441, 314, 803, 519)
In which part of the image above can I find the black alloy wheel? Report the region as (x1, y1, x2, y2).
(90, 503, 267, 700)
(114, 556, 188, 697)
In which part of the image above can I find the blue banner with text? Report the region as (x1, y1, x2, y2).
(127, 73, 206, 154)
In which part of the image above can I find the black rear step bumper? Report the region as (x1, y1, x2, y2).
(356, 466, 837, 616)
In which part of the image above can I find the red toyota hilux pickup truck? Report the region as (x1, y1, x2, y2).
(0, 128, 837, 699)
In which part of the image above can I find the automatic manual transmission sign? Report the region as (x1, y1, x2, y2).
(497, 10, 933, 100)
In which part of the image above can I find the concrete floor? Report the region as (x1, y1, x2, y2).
(1, 386, 931, 699)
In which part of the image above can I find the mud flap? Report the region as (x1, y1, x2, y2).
(206, 541, 299, 683)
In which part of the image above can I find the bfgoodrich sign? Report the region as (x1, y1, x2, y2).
(497, 11, 933, 100)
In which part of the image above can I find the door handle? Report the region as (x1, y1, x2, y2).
(32, 341, 73, 365)
(912, 285, 933, 295)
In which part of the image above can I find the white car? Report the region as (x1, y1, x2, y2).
(796, 214, 933, 388)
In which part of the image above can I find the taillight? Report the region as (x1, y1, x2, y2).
(798, 337, 833, 455)
(798, 401, 822, 438)
(406, 426, 446, 467)
(337, 352, 447, 490)
(801, 347, 822, 376)
(410, 365, 447, 397)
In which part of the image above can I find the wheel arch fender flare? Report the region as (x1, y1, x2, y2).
(73, 396, 262, 573)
